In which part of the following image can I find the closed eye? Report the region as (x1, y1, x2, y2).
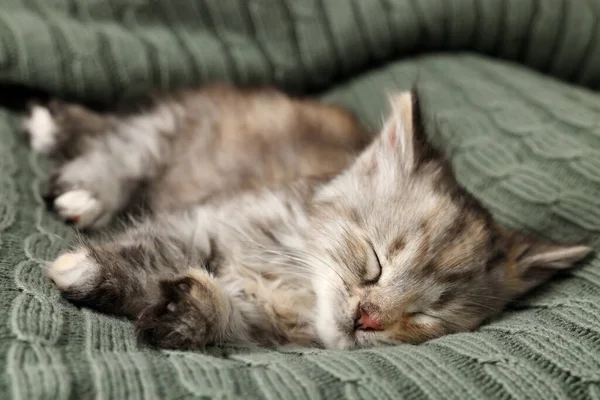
(364, 242, 382, 284)
(409, 312, 440, 325)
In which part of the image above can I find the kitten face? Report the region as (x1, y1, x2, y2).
(307, 92, 591, 349)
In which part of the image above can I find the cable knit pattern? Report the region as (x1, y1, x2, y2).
(1, 1, 600, 399)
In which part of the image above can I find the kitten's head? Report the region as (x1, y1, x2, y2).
(307, 91, 591, 349)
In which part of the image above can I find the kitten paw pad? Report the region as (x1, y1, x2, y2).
(22, 105, 58, 154)
(53, 189, 104, 228)
(47, 251, 97, 291)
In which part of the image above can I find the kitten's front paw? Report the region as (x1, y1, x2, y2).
(47, 250, 99, 294)
(136, 273, 226, 350)
(22, 105, 59, 154)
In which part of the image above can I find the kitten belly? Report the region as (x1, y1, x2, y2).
(217, 262, 318, 346)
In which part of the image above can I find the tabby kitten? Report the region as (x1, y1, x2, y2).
(23, 85, 590, 350)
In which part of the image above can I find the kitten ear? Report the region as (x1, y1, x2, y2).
(380, 91, 416, 171)
(501, 229, 592, 292)
(517, 243, 592, 270)
(378, 89, 436, 172)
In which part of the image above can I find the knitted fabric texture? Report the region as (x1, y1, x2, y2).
(1, 1, 600, 399)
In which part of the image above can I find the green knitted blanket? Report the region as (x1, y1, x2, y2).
(2, 1, 600, 399)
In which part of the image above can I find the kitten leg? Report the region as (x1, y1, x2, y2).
(46, 229, 195, 317)
(44, 156, 128, 229)
(24, 101, 117, 227)
(48, 247, 160, 318)
(22, 104, 60, 154)
(24, 100, 177, 229)
(48, 230, 246, 349)
(47, 209, 222, 316)
(135, 270, 237, 350)
(23, 100, 113, 157)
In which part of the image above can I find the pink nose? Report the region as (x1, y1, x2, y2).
(355, 308, 383, 331)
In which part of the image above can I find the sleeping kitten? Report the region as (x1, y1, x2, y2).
(23, 85, 591, 350)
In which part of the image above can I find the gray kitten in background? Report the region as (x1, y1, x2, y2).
(23, 85, 591, 350)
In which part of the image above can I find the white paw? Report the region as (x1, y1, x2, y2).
(23, 106, 58, 154)
(47, 250, 97, 291)
(54, 189, 104, 228)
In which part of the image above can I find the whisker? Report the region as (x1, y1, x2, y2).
(215, 216, 352, 297)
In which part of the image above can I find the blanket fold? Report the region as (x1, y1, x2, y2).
(1, 0, 599, 103)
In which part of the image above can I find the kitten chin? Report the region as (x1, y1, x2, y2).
(33, 86, 591, 350)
